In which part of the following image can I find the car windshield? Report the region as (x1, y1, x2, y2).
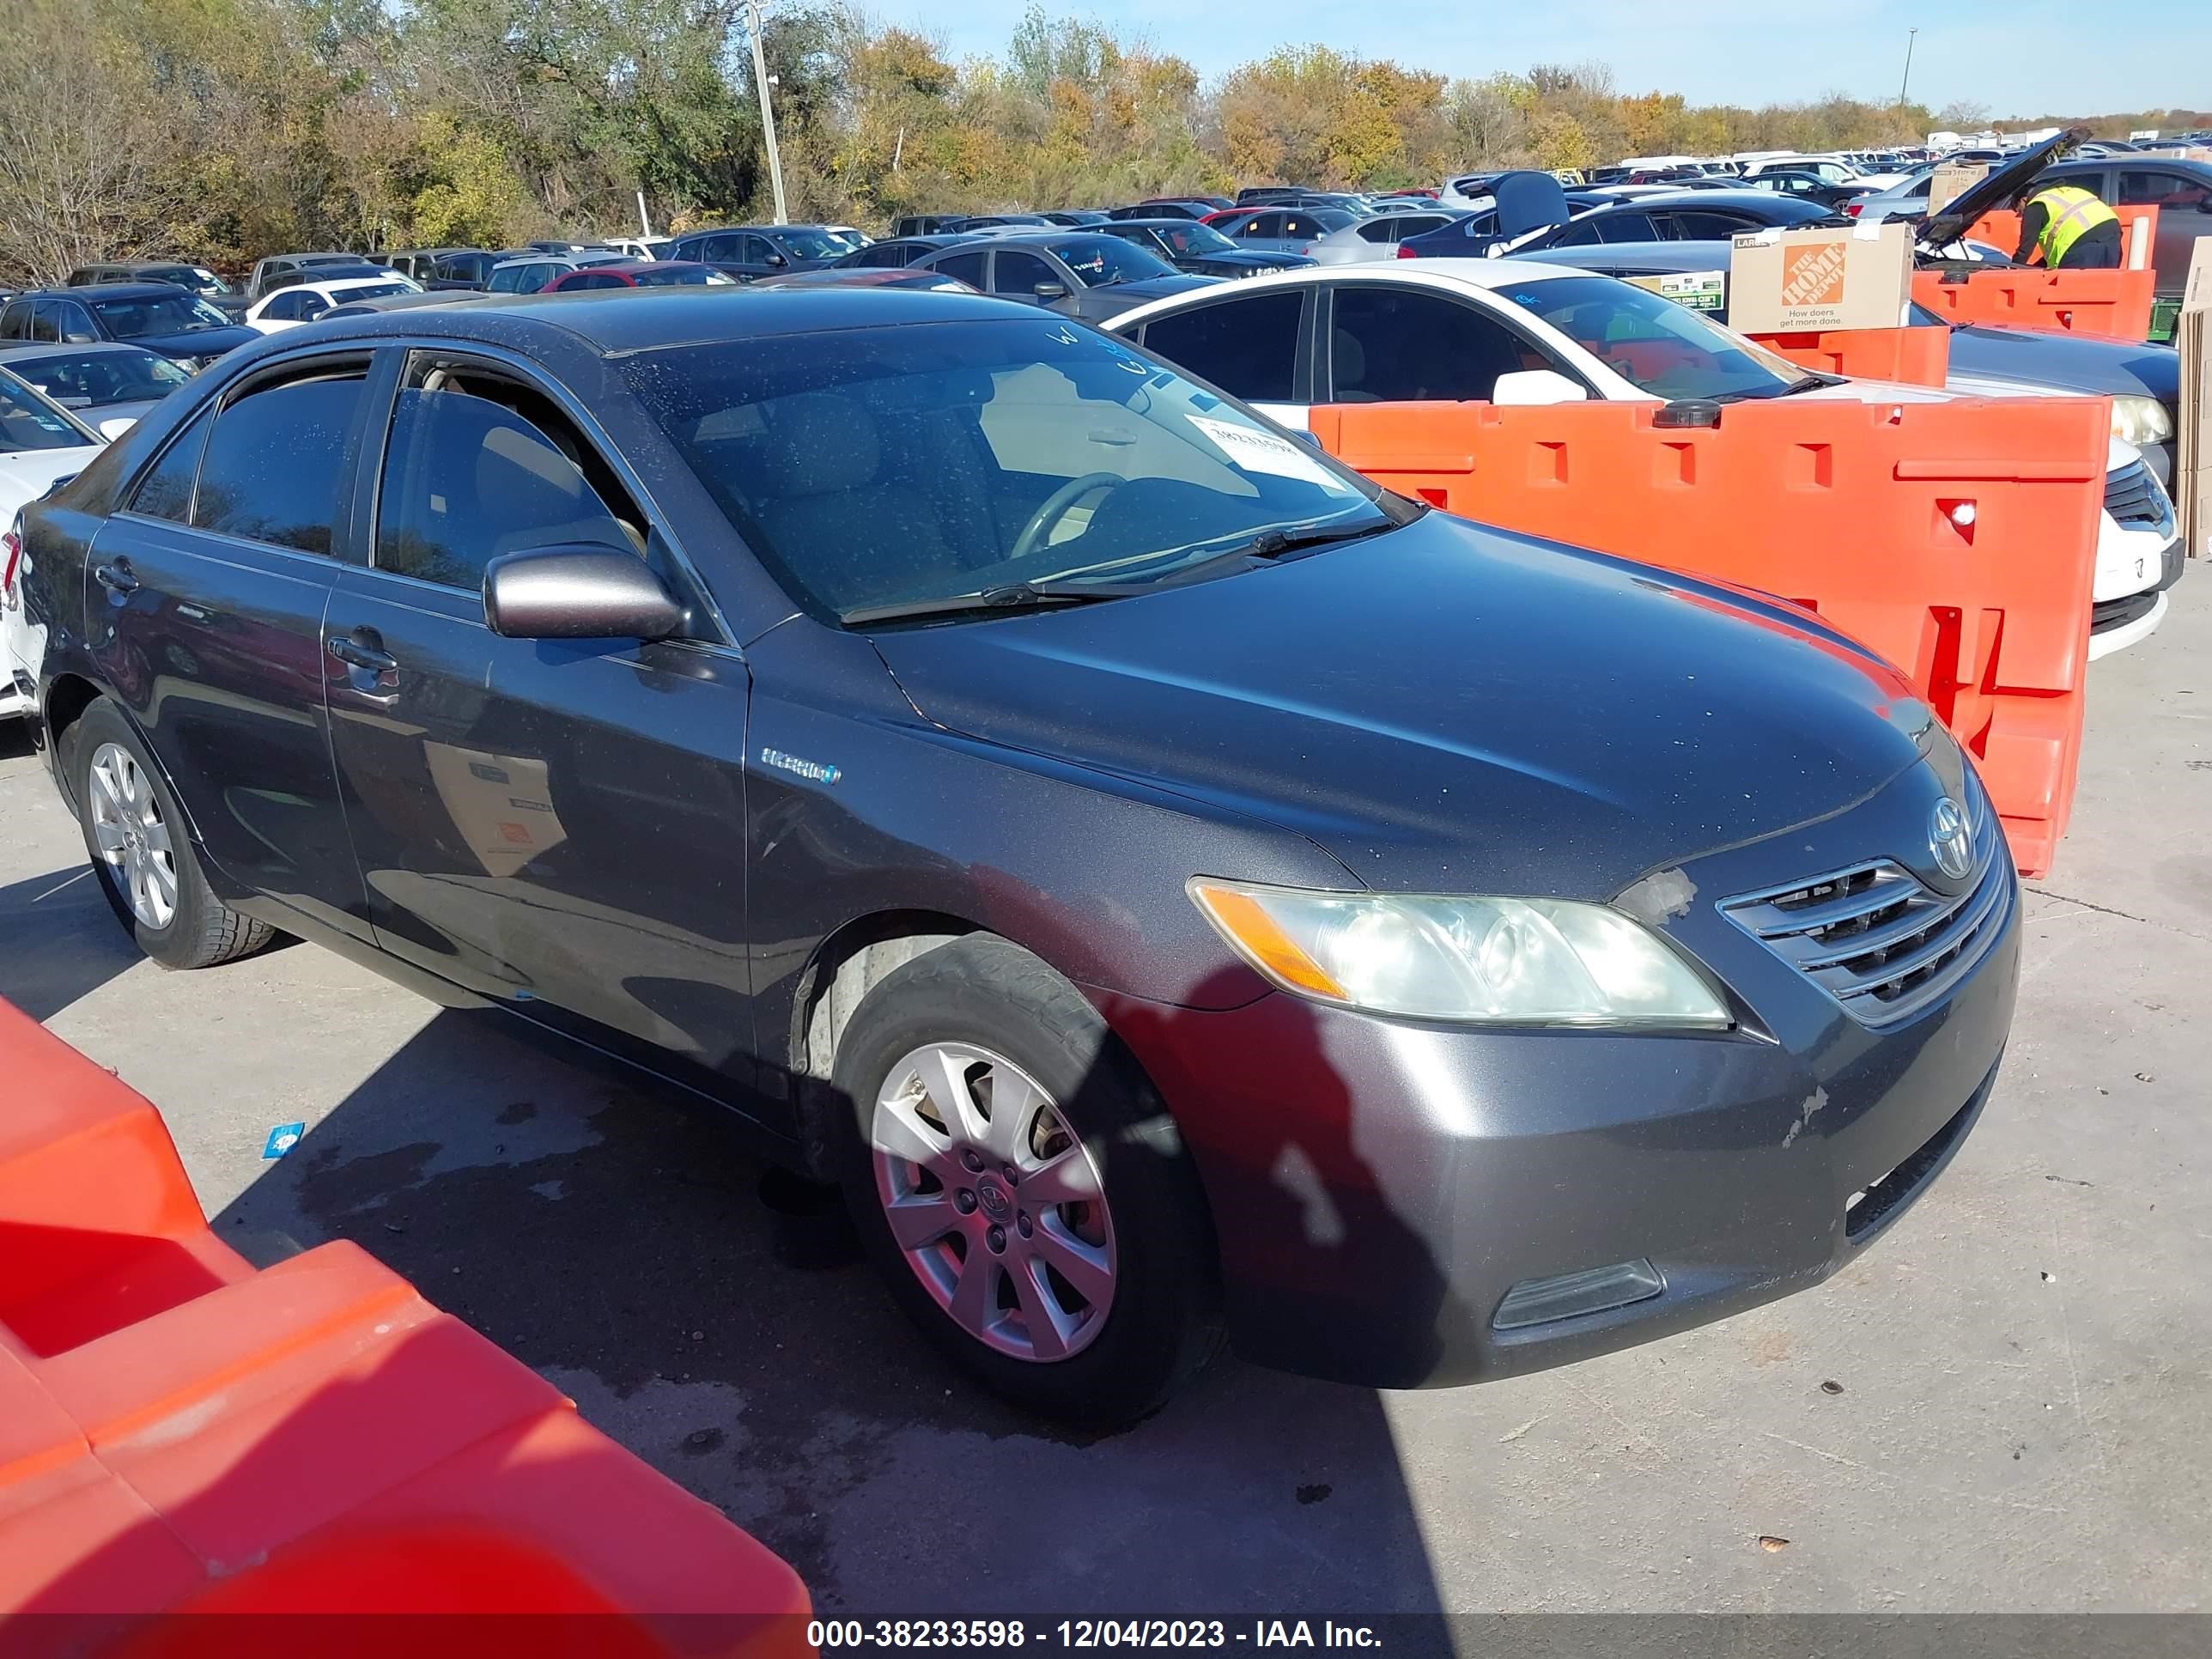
(1045, 236, 1175, 288)
(92, 292, 234, 337)
(774, 229, 845, 261)
(1497, 275, 1806, 401)
(1161, 224, 1237, 256)
(1309, 210, 1358, 232)
(623, 316, 1392, 623)
(0, 369, 98, 451)
(334, 282, 413, 301)
(11, 348, 189, 408)
(149, 267, 234, 296)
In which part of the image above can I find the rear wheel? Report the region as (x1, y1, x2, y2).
(73, 697, 275, 969)
(833, 935, 1223, 1426)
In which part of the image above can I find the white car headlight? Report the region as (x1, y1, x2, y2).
(2112, 395, 2172, 447)
(1189, 879, 1731, 1028)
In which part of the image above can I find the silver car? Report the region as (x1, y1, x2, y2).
(1310, 209, 1469, 264)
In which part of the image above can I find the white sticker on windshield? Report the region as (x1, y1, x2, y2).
(1186, 416, 1357, 492)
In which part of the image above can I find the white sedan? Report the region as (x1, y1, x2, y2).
(1106, 259, 2177, 658)
(2, 368, 106, 722)
(243, 275, 422, 333)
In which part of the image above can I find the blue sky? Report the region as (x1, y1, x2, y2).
(878, 0, 2208, 115)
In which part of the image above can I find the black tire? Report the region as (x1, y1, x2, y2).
(832, 934, 1224, 1427)
(72, 696, 276, 970)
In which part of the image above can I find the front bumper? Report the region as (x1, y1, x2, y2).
(1103, 768, 2021, 1390)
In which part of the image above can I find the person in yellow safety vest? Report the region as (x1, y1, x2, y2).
(2011, 184, 2123, 268)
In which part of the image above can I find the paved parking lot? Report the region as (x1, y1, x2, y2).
(3, 591, 2207, 1617)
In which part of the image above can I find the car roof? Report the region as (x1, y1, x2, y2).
(0, 339, 153, 358)
(1114, 258, 1578, 311)
(1589, 189, 1826, 211)
(1511, 242, 1734, 274)
(299, 285, 1025, 356)
(16, 283, 191, 301)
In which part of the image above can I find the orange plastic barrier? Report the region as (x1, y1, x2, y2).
(1912, 264, 2156, 343)
(1308, 396, 2110, 876)
(0, 1002, 811, 1650)
(1744, 325, 1950, 388)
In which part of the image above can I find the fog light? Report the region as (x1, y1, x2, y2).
(1492, 1258, 1665, 1330)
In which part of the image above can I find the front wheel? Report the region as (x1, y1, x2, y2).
(833, 935, 1224, 1426)
(72, 696, 275, 969)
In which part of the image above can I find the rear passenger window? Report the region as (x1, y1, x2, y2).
(934, 250, 989, 287)
(191, 369, 367, 555)
(1139, 289, 1304, 402)
(374, 356, 644, 591)
(0, 301, 30, 339)
(130, 408, 215, 523)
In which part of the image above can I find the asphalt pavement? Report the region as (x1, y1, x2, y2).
(2, 588, 2206, 1616)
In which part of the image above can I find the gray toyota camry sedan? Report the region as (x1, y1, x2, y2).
(12, 285, 2018, 1423)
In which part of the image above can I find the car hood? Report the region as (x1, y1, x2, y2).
(128, 325, 259, 360)
(1942, 324, 2179, 401)
(1921, 127, 2087, 246)
(1075, 274, 1223, 318)
(867, 511, 1934, 898)
(0, 444, 104, 519)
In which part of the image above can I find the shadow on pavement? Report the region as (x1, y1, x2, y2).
(212, 999, 1448, 1617)
(0, 865, 142, 1022)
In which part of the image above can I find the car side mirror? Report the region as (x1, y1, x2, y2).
(98, 416, 138, 441)
(765, 252, 787, 267)
(482, 545, 684, 641)
(1492, 368, 1589, 406)
(1033, 281, 1070, 301)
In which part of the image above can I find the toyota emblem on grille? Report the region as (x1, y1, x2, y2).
(1929, 798, 1973, 881)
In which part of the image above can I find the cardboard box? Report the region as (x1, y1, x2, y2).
(2176, 237, 2212, 561)
(1928, 161, 1988, 215)
(1728, 221, 1914, 334)
(1624, 270, 1727, 313)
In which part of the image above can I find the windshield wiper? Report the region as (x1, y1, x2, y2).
(840, 581, 1140, 626)
(1775, 372, 1837, 397)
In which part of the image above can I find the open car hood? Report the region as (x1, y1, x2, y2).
(1919, 126, 2087, 249)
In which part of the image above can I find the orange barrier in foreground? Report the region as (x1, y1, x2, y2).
(0, 1002, 811, 1651)
(1911, 264, 2156, 343)
(1308, 395, 2111, 877)
(1744, 325, 1950, 388)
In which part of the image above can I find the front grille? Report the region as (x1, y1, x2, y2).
(2103, 459, 2175, 532)
(2092, 591, 2160, 633)
(1720, 781, 2008, 1028)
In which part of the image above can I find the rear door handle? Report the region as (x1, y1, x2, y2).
(327, 634, 398, 674)
(93, 559, 138, 594)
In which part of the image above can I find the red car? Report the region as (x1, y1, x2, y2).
(542, 260, 738, 292)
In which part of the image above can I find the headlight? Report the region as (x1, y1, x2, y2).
(2111, 395, 2172, 446)
(1188, 879, 1731, 1028)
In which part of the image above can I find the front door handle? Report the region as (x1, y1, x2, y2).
(93, 559, 138, 594)
(327, 633, 398, 674)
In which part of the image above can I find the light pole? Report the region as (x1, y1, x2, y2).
(746, 0, 789, 224)
(1897, 27, 1919, 112)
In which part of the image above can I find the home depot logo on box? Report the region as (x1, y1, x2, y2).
(1729, 221, 1911, 334)
(1782, 242, 1850, 309)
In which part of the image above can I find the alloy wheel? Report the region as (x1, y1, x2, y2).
(88, 741, 178, 930)
(870, 1042, 1117, 1362)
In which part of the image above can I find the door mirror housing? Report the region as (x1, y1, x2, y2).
(1033, 281, 1070, 301)
(97, 416, 138, 441)
(482, 545, 685, 641)
(1491, 368, 1590, 406)
(765, 252, 787, 267)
